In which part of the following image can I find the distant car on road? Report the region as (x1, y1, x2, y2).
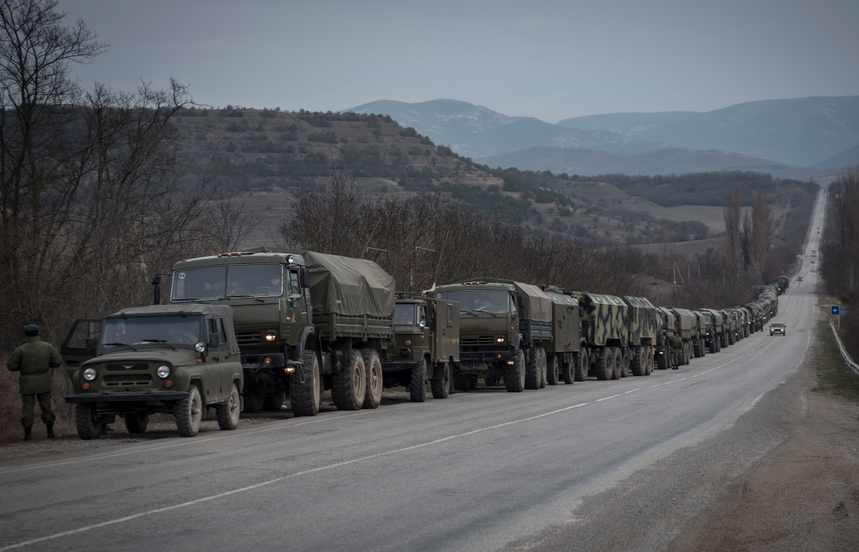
(769, 323, 786, 336)
(811, 259, 815, 264)
(797, 276, 803, 282)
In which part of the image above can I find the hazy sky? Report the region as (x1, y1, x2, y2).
(61, 0, 859, 123)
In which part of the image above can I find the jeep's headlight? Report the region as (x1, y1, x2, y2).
(195, 342, 207, 353)
(156, 365, 171, 379)
(83, 367, 97, 381)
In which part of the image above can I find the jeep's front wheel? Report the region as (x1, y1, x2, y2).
(75, 403, 104, 440)
(175, 384, 203, 437)
(216, 382, 241, 430)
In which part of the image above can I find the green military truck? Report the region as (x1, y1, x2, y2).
(435, 278, 553, 392)
(622, 295, 657, 376)
(542, 286, 581, 385)
(61, 304, 243, 439)
(655, 307, 675, 369)
(700, 309, 725, 353)
(669, 308, 696, 365)
(571, 292, 628, 381)
(720, 309, 736, 346)
(690, 310, 709, 358)
(383, 293, 459, 401)
(168, 248, 395, 415)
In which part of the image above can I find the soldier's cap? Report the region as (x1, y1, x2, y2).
(23, 324, 40, 336)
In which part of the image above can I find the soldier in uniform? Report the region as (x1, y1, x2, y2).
(668, 332, 682, 370)
(6, 324, 63, 441)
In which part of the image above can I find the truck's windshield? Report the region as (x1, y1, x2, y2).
(394, 304, 418, 326)
(98, 315, 203, 354)
(171, 264, 284, 301)
(438, 290, 510, 314)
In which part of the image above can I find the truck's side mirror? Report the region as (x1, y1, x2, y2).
(208, 332, 221, 348)
(300, 267, 311, 289)
(85, 337, 95, 352)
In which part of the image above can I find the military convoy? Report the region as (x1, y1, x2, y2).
(59, 247, 783, 439)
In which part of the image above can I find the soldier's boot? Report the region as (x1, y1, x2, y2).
(23, 427, 32, 441)
(46, 424, 55, 439)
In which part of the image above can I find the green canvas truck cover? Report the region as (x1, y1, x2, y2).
(452, 278, 553, 323)
(289, 250, 395, 318)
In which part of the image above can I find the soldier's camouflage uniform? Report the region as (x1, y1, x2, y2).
(7, 334, 63, 437)
(668, 333, 682, 369)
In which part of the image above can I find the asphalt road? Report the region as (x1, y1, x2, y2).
(0, 194, 825, 552)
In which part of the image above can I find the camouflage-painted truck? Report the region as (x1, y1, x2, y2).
(669, 308, 696, 365)
(622, 295, 657, 376)
(571, 292, 628, 381)
(383, 293, 459, 402)
(700, 309, 725, 352)
(168, 248, 395, 415)
(720, 309, 737, 346)
(435, 278, 554, 392)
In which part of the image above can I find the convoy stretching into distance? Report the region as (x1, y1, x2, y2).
(60, 248, 785, 439)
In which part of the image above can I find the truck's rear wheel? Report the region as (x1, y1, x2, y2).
(175, 384, 203, 437)
(333, 350, 366, 411)
(125, 413, 149, 434)
(431, 362, 450, 399)
(561, 354, 574, 384)
(596, 348, 613, 381)
(454, 375, 470, 392)
(539, 348, 548, 388)
(410, 359, 427, 402)
(362, 349, 383, 409)
(263, 391, 285, 411)
(631, 346, 645, 376)
(611, 347, 622, 379)
(575, 349, 589, 381)
(242, 391, 265, 413)
(216, 382, 241, 430)
(546, 354, 559, 385)
(291, 351, 320, 417)
(620, 348, 629, 378)
(525, 347, 540, 390)
(75, 403, 103, 440)
(505, 350, 526, 392)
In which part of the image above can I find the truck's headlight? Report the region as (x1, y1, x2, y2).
(496, 336, 505, 343)
(265, 331, 277, 342)
(83, 367, 97, 381)
(195, 342, 207, 353)
(156, 365, 171, 379)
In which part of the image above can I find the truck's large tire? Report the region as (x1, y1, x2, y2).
(291, 351, 320, 417)
(656, 348, 668, 370)
(125, 413, 149, 434)
(561, 354, 574, 384)
(539, 348, 548, 388)
(575, 349, 589, 381)
(242, 390, 265, 413)
(410, 359, 427, 403)
(505, 350, 526, 392)
(631, 346, 645, 376)
(362, 349, 382, 409)
(596, 348, 613, 381)
(525, 347, 540, 390)
(546, 354, 559, 385)
(75, 403, 104, 440)
(175, 384, 203, 437)
(431, 362, 450, 399)
(611, 347, 622, 380)
(620, 348, 629, 378)
(333, 349, 366, 411)
(216, 382, 241, 430)
(645, 346, 654, 375)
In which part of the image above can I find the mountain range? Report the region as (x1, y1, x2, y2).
(346, 97, 859, 177)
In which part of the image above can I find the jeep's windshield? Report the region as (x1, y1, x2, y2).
(98, 315, 203, 355)
(438, 290, 510, 314)
(171, 264, 284, 301)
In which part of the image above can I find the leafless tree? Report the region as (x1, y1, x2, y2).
(723, 185, 741, 279)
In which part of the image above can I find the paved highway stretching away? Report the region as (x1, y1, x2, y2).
(0, 192, 826, 552)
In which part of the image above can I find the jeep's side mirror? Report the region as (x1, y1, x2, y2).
(85, 337, 95, 352)
(208, 332, 221, 348)
(300, 267, 311, 289)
